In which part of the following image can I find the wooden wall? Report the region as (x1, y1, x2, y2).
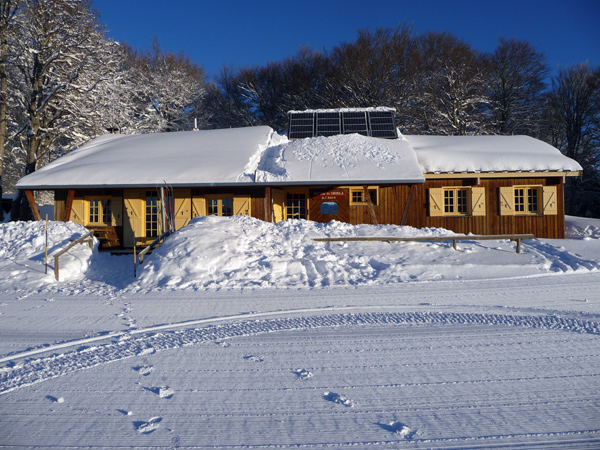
(51, 175, 567, 247)
(346, 177, 565, 238)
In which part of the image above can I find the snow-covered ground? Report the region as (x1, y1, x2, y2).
(0, 216, 599, 448)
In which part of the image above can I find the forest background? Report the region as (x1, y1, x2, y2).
(1, 0, 599, 221)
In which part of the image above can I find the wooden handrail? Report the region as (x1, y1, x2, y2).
(313, 234, 535, 253)
(138, 231, 171, 265)
(54, 231, 95, 281)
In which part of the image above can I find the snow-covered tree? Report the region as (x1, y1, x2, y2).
(487, 37, 548, 135)
(0, 0, 21, 221)
(413, 32, 490, 135)
(322, 26, 418, 119)
(9, 0, 120, 219)
(122, 37, 207, 133)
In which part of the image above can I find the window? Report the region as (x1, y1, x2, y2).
(514, 187, 539, 214)
(207, 197, 233, 216)
(350, 187, 378, 206)
(429, 187, 486, 217)
(88, 198, 111, 225)
(145, 191, 159, 238)
(444, 188, 469, 215)
(499, 185, 556, 216)
(286, 193, 306, 219)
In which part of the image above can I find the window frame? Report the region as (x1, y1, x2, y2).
(349, 187, 379, 206)
(513, 185, 541, 215)
(85, 196, 112, 226)
(206, 195, 234, 217)
(442, 187, 470, 216)
(285, 191, 308, 220)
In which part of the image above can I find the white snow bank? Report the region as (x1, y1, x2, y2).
(565, 215, 600, 239)
(134, 215, 600, 291)
(255, 133, 424, 183)
(0, 221, 96, 291)
(406, 135, 583, 173)
(1, 216, 599, 294)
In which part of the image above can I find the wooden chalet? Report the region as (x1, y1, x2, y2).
(16, 108, 582, 249)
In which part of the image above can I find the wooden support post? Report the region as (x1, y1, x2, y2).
(265, 187, 272, 222)
(517, 239, 522, 254)
(453, 240, 457, 250)
(363, 185, 378, 225)
(24, 190, 41, 221)
(63, 190, 75, 222)
(401, 184, 416, 226)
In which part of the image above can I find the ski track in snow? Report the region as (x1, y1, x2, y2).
(2, 312, 599, 449)
(2, 311, 599, 395)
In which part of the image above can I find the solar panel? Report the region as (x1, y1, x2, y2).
(288, 109, 397, 139)
(368, 111, 397, 138)
(288, 112, 314, 139)
(342, 111, 368, 135)
(316, 112, 341, 136)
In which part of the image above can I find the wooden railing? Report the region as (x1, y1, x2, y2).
(138, 231, 171, 265)
(54, 231, 95, 281)
(313, 234, 535, 254)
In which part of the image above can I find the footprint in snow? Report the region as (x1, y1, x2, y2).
(377, 421, 415, 440)
(133, 365, 154, 376)
(323, 391, 354, 407)
(143, 386, 174, 399)
(293, 368, 313, 380)
(133, 417, 162, 434)
(46, 395, 65, 403)
(243, 355, 263, 362)
(137, 347, 155, 356)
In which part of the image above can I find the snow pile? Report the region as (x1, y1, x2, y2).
(135, 215, 600, 291)
(0, 220, 97, 290)
(255, 133, 424, 183)
(1, 216, 599, 293)
(565, 215, 600, 239)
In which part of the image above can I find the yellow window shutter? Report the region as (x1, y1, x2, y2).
(470, 187, 486, 216)
(173, 189, 191, 230)
(123, 190, 142, 247)
(542, 186, 558, 215)
(110, 197, 122, 226)
(272, 189, 286, 222)
(428, 188, 444, 217)
(498, 186, 515, 216)
(233, 196, 251, 216)
(191, 197, 206, 218)
(71, 198, 85, 224)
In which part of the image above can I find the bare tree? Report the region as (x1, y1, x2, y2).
(543, 63, 600, 216)
(487, 37, 548, 135)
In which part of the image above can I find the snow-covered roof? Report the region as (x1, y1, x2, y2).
(405, 135, 583, 174)
(18, 127, 274, 189)
(16, 127, 581, 190)
(254, 133, 424, 184)
(16, 126, 425, 189)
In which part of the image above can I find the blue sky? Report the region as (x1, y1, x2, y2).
(93, 0, 599, 83)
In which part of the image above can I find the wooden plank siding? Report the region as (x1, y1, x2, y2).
(346, 177, 564, 238)
(48, 173, 566, 250)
